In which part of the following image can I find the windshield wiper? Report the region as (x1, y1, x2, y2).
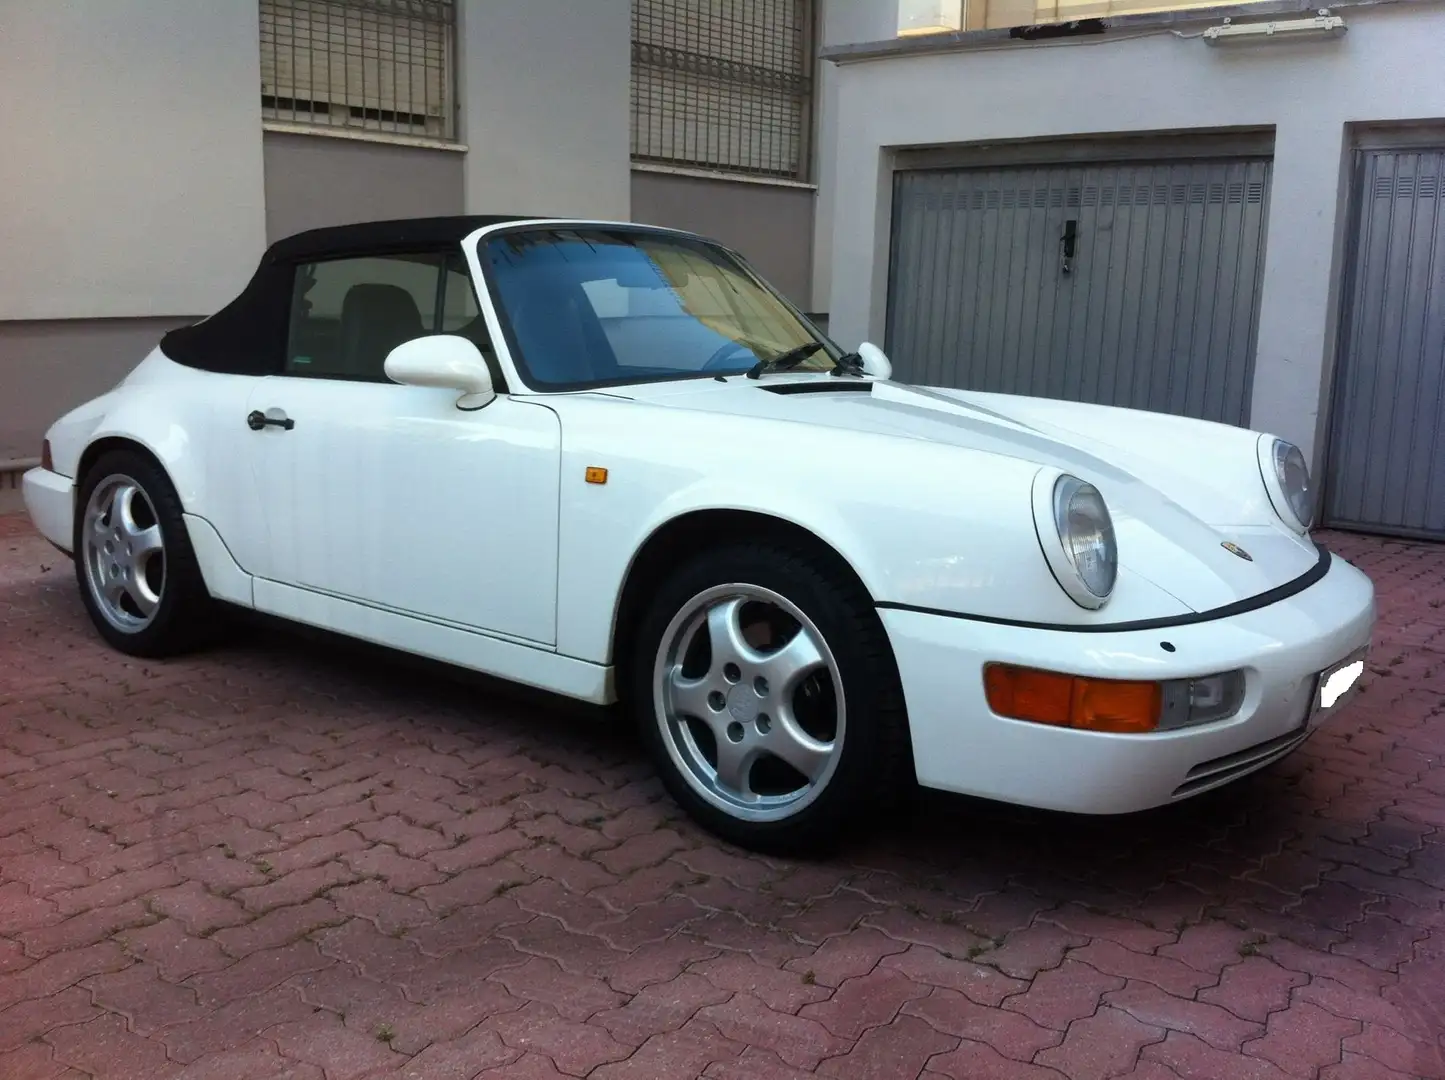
(830, 351, 866, 377)
(745, 341, 825, 380)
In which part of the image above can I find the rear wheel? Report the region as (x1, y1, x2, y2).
(629, 542, 911, 854)
(73, 448, 217, 657)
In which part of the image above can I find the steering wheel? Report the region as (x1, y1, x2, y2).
(701, 340, 756, 371)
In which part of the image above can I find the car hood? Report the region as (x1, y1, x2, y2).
(606, 375, 1319, 614)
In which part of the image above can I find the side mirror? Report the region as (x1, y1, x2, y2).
(384, 334, 496, 410)
(857, 342, 893, 380)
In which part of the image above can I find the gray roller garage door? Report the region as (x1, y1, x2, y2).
(1324, 148, 1445, 539)
(885, 157, 1273, 426)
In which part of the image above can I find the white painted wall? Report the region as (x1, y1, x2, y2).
(0, 1, 267, 321)
(812, 0, 907, 313)
(458, 0, 632, 220)
(818, 0, 1445, 467)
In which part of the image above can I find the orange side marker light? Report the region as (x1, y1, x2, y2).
(984, 663, 1161, 734)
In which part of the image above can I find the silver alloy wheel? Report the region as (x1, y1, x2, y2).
(80, 473, 166, 633)
(652, 583, 845, 822)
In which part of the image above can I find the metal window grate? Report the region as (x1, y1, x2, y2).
(631, 0, 815, 181)
(260, 0, 456, 140)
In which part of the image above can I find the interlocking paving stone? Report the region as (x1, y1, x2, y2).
(2, 517, 1443, 1078)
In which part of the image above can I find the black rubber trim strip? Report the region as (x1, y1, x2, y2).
(876, 541, 1333, 633)
(761, 381, 875, 395)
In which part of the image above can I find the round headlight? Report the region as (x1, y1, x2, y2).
(1055, 476, 1118, 600)
(1032, 470, 1118, 610)
(1259, 436, 1313, 532)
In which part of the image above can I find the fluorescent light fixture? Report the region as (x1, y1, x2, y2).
(1203, 9, 1347, 44)
(898, 0, 964, 35)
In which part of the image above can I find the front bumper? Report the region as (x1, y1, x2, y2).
(22, 467, 74, 553)
(883, 550, 1375, 814)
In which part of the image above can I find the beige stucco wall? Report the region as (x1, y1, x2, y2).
(0, 1, 267, 321)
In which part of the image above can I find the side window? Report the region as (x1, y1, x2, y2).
(285, 253, 444, 381)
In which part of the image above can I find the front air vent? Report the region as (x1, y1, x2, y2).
(1171, 728, 1311, 799)
(761, 382, 875, 395)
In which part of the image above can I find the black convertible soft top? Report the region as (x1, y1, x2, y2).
(159, 215, 531, 376)
(266, 214, 528, 263)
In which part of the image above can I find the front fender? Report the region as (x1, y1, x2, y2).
(941, 388, 1286, 530)
(549, 395, 1193, 665)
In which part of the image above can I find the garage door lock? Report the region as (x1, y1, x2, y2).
(1060, 219, 1078, 275)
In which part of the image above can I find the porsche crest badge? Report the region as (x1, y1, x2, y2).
(1222, 541, 1253, 561)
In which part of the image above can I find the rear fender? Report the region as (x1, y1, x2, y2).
(58, 350, 243, 521)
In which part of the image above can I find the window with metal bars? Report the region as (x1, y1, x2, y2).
(631, 0, 815, 182)
(260, 0, 456, 141)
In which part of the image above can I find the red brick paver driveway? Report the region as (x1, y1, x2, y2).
(2, 512, 1443, 1080)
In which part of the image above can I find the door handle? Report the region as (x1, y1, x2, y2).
(247, 410, 295, 431)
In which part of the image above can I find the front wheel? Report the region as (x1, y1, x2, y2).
(629, 543, 912, 854)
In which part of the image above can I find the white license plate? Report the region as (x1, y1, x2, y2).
(1309, 647, 1368, 724)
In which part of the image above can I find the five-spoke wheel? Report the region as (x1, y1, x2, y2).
(655, 585, 844, 822)
(73, 447, 216, 657)
(630, 541, 911, 854)
(80, 474, 166, 632)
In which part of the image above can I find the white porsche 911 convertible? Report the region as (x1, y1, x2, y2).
(23, 215, 1374, 852)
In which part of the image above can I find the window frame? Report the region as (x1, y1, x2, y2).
(472, 222, 839, 395)
(277, 244, 503, 389)
(629, 0, 819, 183)
(259, 0, 460, 143)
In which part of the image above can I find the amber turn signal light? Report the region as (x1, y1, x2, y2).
(983, 663, 1162, 734)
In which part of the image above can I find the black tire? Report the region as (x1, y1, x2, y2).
(627, 541, 912, 855)
(72, 447, 218, 658)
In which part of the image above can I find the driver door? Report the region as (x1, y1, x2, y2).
(243, 249, 562, 646)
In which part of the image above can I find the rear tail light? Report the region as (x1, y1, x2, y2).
(41, 439, 53, 472)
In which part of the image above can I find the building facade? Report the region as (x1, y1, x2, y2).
(10, 0, 1444, 544)
(816, 0, 1445, 540)
(0, 0, 822, 479)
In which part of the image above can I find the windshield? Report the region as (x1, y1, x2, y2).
(479, 226, 838, 390)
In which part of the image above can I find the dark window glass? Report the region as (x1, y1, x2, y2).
(285, 253, 444, 381)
